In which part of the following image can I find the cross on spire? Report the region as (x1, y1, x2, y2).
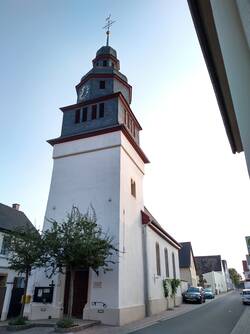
(103, 14, 115, 46)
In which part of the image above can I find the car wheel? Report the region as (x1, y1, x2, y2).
(198, 298, 202, 304)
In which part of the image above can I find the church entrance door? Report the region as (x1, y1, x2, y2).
(64, 270, 89, 318)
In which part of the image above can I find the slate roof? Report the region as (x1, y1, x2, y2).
(179, 242, 197, 269)
(195, 255, 222, 275)
(0, 203, 34, 232)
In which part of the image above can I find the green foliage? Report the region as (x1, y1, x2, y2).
(170, 278, 181, 297)
(8, 316, 27, 326)
(43, 206, 118, 277)
(198, 274, 207, 288)
(6, 225, 44, 274)
(163, 278, 180, 298)
(56, 318, 75, 328)
(229, 268, 241, 287)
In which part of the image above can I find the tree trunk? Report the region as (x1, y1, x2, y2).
(20, 269, 29, 317)
(67, 269, 75, 318)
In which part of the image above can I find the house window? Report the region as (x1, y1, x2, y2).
(103, 60, 107, 67)
(172, 252, 176, 279)
(124, 111, 127, 125)
(164, 248, 169, 277)
(131, 179, 136, 198)
(82, 107, 88, 122)
(0, 235, 10, 256)
(91, 105, 97, 119)
(99, 103, 105, 118)
(96, 62, 99, 66)
(156, 242, 161, 276)
(75, 109, 80, 123)
(99, 81, 105, 89)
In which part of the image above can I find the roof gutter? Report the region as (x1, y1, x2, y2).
(187, 0, 243, 154)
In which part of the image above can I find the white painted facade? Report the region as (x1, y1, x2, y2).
(203, 271, 227, 295)
(27, 128, 181, 325)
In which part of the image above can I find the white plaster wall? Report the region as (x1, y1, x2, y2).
(33, 132, 123, 320)
(146, 227, 181, 304)
(203, 271, 227, 294)
(118, 133, 145, 310)
(211, 0, 250, 175)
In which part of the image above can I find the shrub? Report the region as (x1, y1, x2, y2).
(8, 316, 27, 326)
(56, 318, 75, 328)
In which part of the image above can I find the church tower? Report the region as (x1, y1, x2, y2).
(30, 26, 149, 325)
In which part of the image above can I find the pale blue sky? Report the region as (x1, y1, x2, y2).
(0, 0, 249, 273)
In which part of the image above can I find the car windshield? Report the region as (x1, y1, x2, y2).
(205, 288, 212, 292)
(243, 291, 250, 295)
(187, 287, 199, 292)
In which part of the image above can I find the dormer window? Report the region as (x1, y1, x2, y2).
(99, 81, 105, 89)
(103, 60, 107, 67)
(75, 109, 80, 123)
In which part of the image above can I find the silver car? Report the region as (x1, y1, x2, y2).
(241, 289, 250, 304)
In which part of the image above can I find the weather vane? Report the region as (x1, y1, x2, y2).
(103, 14, 116, 46)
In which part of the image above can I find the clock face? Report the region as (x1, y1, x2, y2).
(78, 84, 90, 101)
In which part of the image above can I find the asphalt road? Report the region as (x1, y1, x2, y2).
(133, 292, 246, 334)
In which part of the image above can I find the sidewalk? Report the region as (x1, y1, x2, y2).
(81, 292, 231, 334)
(230, 305, 250, 334)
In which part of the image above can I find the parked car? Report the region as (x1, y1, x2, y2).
(241, 289, 250, 305)
(182, 286, 205, 304)
(204, 288, 215, 299)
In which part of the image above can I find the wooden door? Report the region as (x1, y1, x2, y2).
(64, 270, 89, 318)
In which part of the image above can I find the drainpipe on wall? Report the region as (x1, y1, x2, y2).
(141, 211, 150, 317)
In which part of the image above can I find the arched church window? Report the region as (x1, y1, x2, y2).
(131, 179, 136, 198)
(172, 252, 176, 279)
(156, 242, 161, 276)
(164, 248, 169, 277)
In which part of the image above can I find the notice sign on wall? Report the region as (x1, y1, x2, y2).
(246, 236, 250, 255)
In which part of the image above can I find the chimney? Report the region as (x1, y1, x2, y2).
(12, 203, 20, 211)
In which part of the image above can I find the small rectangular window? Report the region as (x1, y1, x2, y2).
(99, 103, 105, 118)
(131, 179, 136, 198)
(156, 242, 161, 276)
(91, 105, 97, 119)
(75, 109, 80, 123)
(99, 81, 105, 89)
(103, 60, 107, 67)
(82, 107, 88, 122)
(0, 235, 10, 256)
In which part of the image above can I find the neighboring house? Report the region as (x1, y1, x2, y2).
(178, 242, 198, 287)
(25, 41, 181, 326)
(188, 0, 250, 177)
(222, 260, 233, 291)
(195, 255, 227, 294)
(242, 260, 250, 281)
(0, 203, 34, 321)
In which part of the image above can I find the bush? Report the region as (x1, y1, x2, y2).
(8, 316, 27, 326)
(56, 318, 75, 328)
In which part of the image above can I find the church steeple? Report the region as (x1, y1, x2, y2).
(48, 40, 149, 163)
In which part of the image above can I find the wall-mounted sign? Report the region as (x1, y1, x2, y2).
(93, 282, 102, 288)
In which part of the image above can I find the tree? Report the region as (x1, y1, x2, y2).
(43, 206, 118, 317)
(7, 225, 44, 316)
(229, 268, 241, 287)
(198, 274, 207, 288)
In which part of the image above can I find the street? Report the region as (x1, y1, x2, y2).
(0, 292, 248, 334)
(133, 292, 246, 334)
